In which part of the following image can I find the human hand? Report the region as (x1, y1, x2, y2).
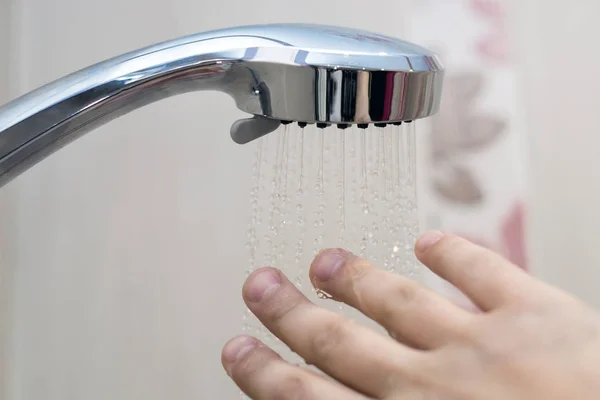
(222, 231, 600, 399)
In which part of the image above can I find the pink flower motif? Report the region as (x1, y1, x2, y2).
(475, 34, 509, 64)
(470, 0, 504, 17)
(500, 201, 528, 271)
(469, 0, 510, 64)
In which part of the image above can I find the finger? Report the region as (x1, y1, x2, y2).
(414, 231, 538, 310)
(243, 267, 422, 398)
(222, 335, 367, 400)
(309, 249, 474, 349)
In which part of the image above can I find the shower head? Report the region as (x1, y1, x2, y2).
(0, 23, 444, 188)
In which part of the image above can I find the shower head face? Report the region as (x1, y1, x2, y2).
(215, 24, 444, 142)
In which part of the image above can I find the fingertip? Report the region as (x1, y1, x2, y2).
(243, 267, 282, 303)
(414, 231, 445, 255)
(222, 335, 258, 376)
(310, 248, 351, 282)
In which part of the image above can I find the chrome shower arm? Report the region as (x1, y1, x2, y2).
(0, 35, 282, 188)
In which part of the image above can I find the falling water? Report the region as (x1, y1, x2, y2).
(241, 123, 419, 390)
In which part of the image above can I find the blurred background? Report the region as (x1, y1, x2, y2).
(1, 0, 600, 398)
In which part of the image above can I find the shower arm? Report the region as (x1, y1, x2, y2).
(0, 36, 280, 188)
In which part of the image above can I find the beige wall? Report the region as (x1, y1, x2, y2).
(0, 4, 8, 103)
(0, 1, 14, 398)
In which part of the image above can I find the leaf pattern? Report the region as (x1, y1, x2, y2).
(459, 116, 506, 151)
(429, 70, 507, 205)
(432, 165, 483, 205)
(470, 0, 504, 18)
(443, 73, 484, 106)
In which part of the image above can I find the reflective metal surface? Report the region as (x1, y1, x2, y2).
(0, 23, 444, 188)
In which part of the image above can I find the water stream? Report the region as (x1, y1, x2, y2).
(242, 123, 419, 383)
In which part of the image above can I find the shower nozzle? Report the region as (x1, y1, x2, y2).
(0, 23, 444, 188)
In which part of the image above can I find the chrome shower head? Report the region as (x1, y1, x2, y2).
(0, 23, 443, 188)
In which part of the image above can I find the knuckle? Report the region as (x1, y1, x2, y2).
(272, 374, 311, 400)
(385, 279, 421, 315)
(394, 278, 420, 306)
(233, 345, 273, 379)
(306, 318, 348, 365)
(264, 292, 304, 325)
(382, 359, 430, 397)
(344, 257, 378, 302)
(344, 256, 371, 283)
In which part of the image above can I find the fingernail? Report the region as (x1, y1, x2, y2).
(312, 248, 348, 281)
(245, 268, 281, 302)
(223, 336, 256, 375)
(415, 231, 444, 252)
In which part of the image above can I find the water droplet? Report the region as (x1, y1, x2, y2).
(363, 207, 369, 214)
(393, 245, 399, 252)
(316, 289, 333, 299)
